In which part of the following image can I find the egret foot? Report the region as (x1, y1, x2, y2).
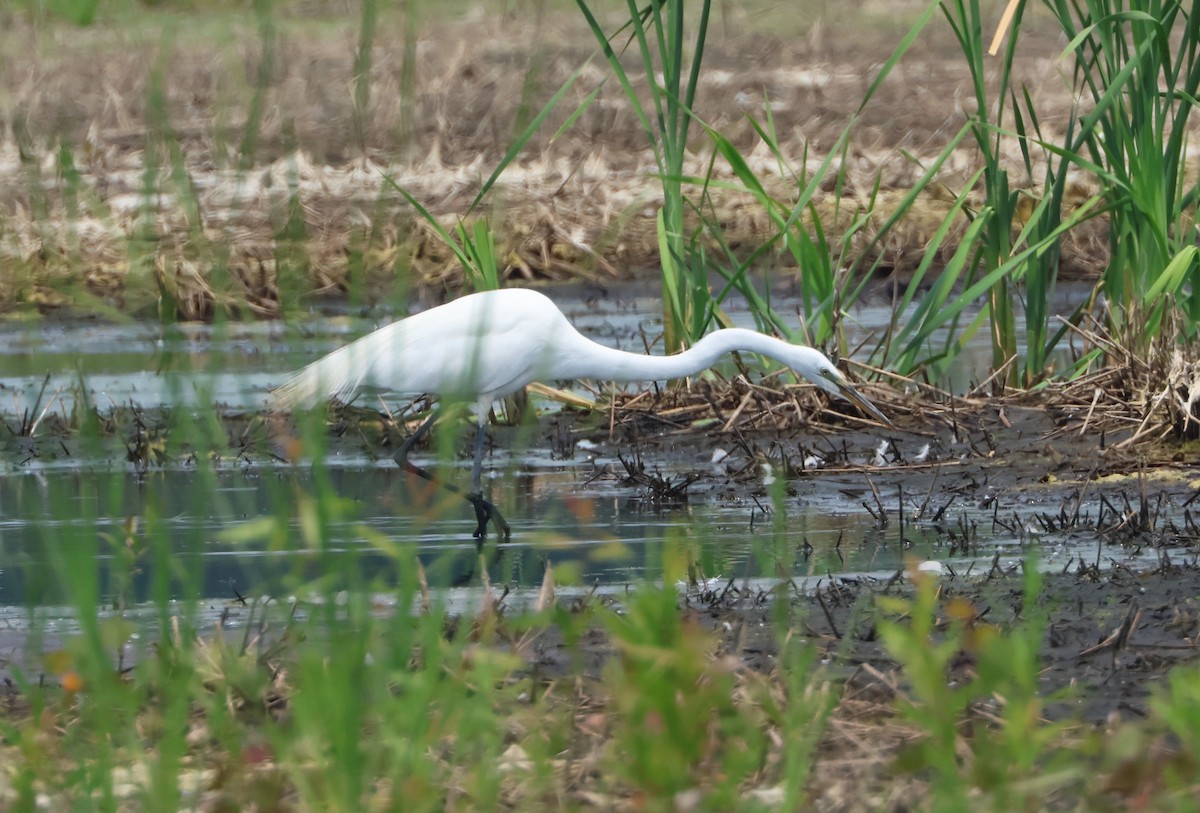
(399, 458, 509, 539)
(467, 493, 511, 539)
(392, 412, 511, 540)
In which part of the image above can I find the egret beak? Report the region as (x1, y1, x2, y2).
(832, 378, 894, 430)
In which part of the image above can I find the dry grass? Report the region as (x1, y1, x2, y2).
(1045, 313, 1200, 449)
(0, 4, 1115, 318)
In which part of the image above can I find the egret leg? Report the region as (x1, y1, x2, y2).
(392, 412, 511, 540)
(467, 420, 510, 539)
(469, 419, 487, 495)
(392, 411, 438, 466)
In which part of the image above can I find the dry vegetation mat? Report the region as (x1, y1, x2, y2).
(0, 6, 1111, 318)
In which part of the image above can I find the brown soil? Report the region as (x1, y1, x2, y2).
(0, 2, 1113, 318)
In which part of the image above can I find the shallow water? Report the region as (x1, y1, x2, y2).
(0, 283, 1150, 609)
(0, 441, 1098, 608)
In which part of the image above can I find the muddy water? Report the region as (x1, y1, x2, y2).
(0, 457, 1035, 604)
(0, 283, 1149, 609)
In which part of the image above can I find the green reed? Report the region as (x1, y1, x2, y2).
(575, 0, 713, 352)
(939, 0, 1200, 383)
(1048, 0, 1200, 345)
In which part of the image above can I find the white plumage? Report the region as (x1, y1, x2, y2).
(274, 288, 887, 413)
(273, 288, 891, 537)
(273, 289, 571, 413)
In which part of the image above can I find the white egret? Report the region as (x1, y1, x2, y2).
(273, 288, 891, 538)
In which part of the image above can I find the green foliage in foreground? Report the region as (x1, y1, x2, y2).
(0, 391, 1197, 810)
(8, 514, 1200, 811)
(0, 390, 1194, 810)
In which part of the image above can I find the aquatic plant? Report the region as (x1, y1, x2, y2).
(1049, 0, 1200, 346)
(573, 0, 714, 352)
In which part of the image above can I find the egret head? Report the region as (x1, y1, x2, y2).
(793, 347, 893, 428)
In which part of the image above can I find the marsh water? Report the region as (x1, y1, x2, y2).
(0, 284, 1173, 614)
